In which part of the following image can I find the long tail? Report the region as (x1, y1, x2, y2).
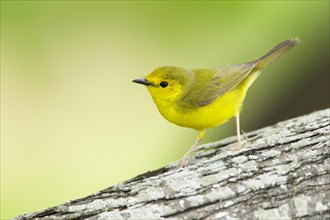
(255, 37, 300, 70)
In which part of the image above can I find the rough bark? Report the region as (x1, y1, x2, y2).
(15, 109, 330, 220)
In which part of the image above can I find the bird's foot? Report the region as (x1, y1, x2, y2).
(229, 140, 242, 152)
(177, 156, 190, 168)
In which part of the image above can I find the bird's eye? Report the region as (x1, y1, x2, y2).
(159, 81, 168, 88)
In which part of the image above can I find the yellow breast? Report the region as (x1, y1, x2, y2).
(150, 71, 260, 130)
(169, 89, 245, 129)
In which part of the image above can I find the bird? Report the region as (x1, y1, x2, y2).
(133, 38, 300, 168)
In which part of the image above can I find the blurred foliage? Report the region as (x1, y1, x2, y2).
(1, 1, 329, 219)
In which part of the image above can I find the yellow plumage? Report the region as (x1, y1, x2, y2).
(133, 38, 300, 167)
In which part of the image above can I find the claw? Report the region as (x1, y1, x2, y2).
(178, 157, 188, 168)
(230, 139, 242, 152)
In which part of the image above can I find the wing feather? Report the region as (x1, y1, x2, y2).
(181, 62, 257, 107)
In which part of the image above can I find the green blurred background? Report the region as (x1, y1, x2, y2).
(1, 1, 329, 219)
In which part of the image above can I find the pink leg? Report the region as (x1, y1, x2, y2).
(231, 114, 242, 151)
(236, 113, 242, 146)
(178, 129, 205, 168)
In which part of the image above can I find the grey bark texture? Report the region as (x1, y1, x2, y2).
(15, 109, 330, 220)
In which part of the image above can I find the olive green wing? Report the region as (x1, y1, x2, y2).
(182, 62, 257, 107)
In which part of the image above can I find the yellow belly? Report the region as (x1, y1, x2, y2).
(160, 87, 245, 129)
(155, 71, 260, 130)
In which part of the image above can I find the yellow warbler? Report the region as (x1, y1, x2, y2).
(133, 38, 300, 167)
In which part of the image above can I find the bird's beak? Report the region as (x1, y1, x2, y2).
(132, 78, 152, 86)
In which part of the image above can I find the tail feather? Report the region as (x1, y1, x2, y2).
(255, 37, 300, 70)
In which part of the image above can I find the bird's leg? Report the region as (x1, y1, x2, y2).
(230, 113, 242, 151)
(178, 129, 205, 168)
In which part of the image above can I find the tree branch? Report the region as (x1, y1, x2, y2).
(15, 109, 330, 220)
